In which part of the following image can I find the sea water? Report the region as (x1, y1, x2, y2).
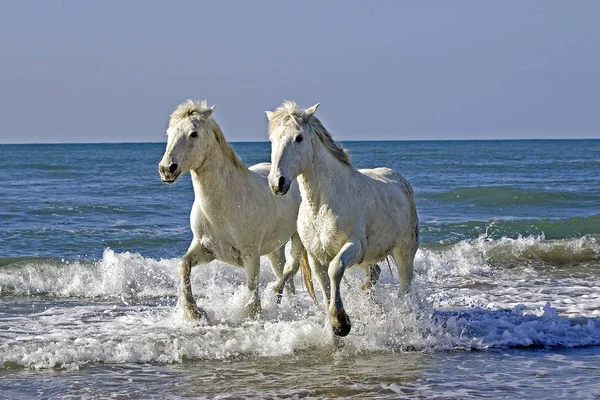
(0, 140, 599, 398)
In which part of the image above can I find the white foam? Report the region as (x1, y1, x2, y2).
(1, 239, 599, 369)
(0, 249, 178, 298)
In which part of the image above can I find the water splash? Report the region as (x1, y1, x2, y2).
(1, 242, 599, 369)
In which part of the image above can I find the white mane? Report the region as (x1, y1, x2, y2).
(169, 100, 248, 173)
(268, 101, 352, 167)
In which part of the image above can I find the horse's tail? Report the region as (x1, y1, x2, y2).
(300, 251, 317, 304)
(385, 255, 394, 280)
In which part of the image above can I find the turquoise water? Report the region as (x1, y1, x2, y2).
(1, 140, 599, 398)
(2, 140, 598, 259)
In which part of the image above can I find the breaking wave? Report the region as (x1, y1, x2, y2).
(1, 237, 599, 369)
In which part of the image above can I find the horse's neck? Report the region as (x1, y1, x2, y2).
(190, 143, 248, 204)
(298, 140, 354, 209)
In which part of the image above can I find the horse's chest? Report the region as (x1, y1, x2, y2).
(191, 206, 244, 265)
(199, 235, 244, 267)
(298, 209, 348, 264)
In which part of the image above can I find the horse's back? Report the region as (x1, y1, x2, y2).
(359, 167, 400, 183)
(249, 162, 271, 180)
(358, 167, 414, 199)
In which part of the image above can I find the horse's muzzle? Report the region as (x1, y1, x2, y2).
(159, 163, 181, 184)
(270, 176, 289, 195)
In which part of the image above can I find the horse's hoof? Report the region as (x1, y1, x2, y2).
(183, 307, 206, 322)
(274, 279, 291, 304)
(273, 277, 287, 292)
(330, 311, 352, 337)
(286, 280, 296, 295)
(332, 322, 351, 337)
(273, 284, 285, 303)
(247, 307, 261, 319)
(399, 284, 411, 297)
(244, 299, 262, 318)
(372, 263, 382, 279)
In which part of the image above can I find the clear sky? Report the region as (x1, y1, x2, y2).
(0, 1, 598, 144)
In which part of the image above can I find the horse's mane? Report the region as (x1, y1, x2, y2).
(170, 100, 248, 173)
(269, 101, 352, 167)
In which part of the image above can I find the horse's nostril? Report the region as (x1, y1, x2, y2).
(169, 163, 178, 173)
(278, 176, 286, 189)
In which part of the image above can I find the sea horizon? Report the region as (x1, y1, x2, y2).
(1, 137, 598, 146)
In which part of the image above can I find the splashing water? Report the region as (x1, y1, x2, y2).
(1, 238, 598, 371)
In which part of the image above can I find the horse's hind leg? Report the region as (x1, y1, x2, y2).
(391, 241, 417, 296)
(273, 232, 304, 302)
(267, 246, 285, 281)
(361, 264, 381, 291)
(309, 253, 330, 308)
(179, 240, 214, 320)
(268, 245, 296, 299)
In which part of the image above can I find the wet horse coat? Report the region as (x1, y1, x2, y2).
(267, 101, 419, 336)
(159, 100, 304, 319)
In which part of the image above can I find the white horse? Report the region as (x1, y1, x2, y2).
(158, 100, 305, 320)
(266, 101, 419, 336)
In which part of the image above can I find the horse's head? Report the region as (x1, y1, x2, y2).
(266, 101, 320, 195)
(158, 100, 216, 183)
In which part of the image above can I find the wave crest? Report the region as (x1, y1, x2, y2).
(0, 249, 177, 298)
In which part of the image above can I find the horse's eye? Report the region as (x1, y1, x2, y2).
(295, 135, 304, 143)
(190, 132, 198, 138)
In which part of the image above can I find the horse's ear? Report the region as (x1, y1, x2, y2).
(265, 111, 274, 121)
(201, 104, 215, 119)
(303, 103, 320, 122)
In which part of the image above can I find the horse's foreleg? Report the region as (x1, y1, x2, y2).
(328, 239, 363, 337)
(243, 255, 261, 317)
(179, 240, 213, 321)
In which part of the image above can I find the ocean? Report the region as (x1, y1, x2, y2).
(1, 140, 599, 399)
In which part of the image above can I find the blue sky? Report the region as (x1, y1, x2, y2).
(0, 1, 598, 143)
